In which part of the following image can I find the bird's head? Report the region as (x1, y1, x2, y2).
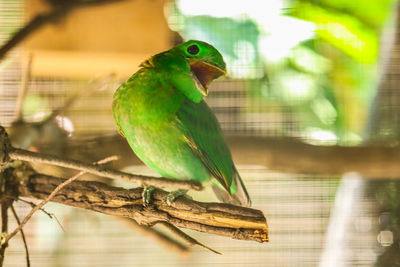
(165, 40, 226, 100)
(146, 40, 227, 102)
(174, 40, 226, 96)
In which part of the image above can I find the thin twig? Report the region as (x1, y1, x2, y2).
(158, 221, 221, 254)
(46, 74, 115, 123)
(14, 55, 32, 123)
(13, 197, 53, 218)
(4, 195, 64, 230)
(118, 217, 189, 256)
(13, 196, 65, 232)
(9, 148, 203, 191)
(3, 155, 118, 245)
(49, 213, 66, 233)
(10, 205, 30, 267)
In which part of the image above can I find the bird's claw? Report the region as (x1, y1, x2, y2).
(142, 186, 155, 207)
(162, 189, 188, 206)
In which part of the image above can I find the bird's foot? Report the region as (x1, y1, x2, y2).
(142, 186, 155, 206)
(162, 189, 189, 206)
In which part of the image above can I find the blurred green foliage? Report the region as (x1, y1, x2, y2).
(23, 94, 52, 122)
(290, 1, 379, 63)
(169, 0, 397, 144)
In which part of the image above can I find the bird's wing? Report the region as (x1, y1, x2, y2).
(176, 99, 234, 192)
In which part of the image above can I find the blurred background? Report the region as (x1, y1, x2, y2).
(1, 0, 400, 266)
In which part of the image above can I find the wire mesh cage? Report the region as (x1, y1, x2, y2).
(1, 0, 400, 266)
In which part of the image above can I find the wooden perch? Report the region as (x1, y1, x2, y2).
(18, 174, 268, 243)
(0, 125, 267, 255)
(8, 148, 202, 191)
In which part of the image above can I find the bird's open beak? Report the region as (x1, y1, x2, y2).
(189, 61, 227, 96)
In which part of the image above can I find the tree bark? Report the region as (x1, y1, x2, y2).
(18, 174, 269, 243)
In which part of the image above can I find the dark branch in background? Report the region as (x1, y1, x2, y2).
(65, 134, 400, 178)
(226, 136, 400, 178)
(0, 0, 126, 61)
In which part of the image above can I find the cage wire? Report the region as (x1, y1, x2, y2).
(1, 0, 398, 266)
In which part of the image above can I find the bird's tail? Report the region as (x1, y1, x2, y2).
(212, 168, 251, 207)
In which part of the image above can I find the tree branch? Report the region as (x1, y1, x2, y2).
(0, 125, 201, 190)
(0, 126, 267, 253)
(10, 205, 30, 267)
(64, 134, 400, 178)
(117, 217, 190, 255)
(3, 156, 117, 245)
(157, 221, 221, 254)
(226, 136, 400, 178)
(8, 148, 202, 191)
(18, 174, 269, 243)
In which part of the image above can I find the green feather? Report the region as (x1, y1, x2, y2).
(176, 99, 233, 191)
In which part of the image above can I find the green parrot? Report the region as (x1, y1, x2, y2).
(112, 40, 251, 207)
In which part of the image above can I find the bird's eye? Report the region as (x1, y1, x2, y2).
(187, 44, 200, 55)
